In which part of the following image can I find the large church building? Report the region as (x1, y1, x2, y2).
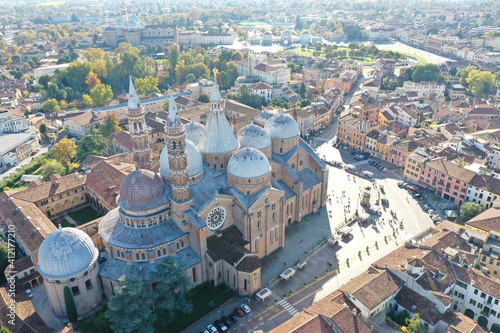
(34, 76, 328, 319)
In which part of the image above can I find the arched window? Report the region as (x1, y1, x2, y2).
(142, 253, 146, 260)
(163, 248, 166, 255)
(157, 250, 161, 257)
(292, 163, 295, 169)
(300, 160, 303, 166)
(172, 141, 177, 151)
(133, 123, 138, 132)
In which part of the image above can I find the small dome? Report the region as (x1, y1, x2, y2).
(38, 227, 98, 279)
(185, 121, 206, 146)
(264, 113, 300, 140)
(119, 169, 165, 208)
(228, 147, 271, 179)
(186, 139, 203, 177)
(237, 122, 272, 150)
(160, 140, 203, 178)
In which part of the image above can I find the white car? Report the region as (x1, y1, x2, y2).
(26, 289, 33, 298)
(206, 325, 218, 333)
(427, 209, 435, 215)
(241, 304, 251, 313)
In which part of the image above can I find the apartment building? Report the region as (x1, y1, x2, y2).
(403, 152, 427, 184)
(466, 174, 500, 208)
(403, 81, 446, 98)
(420, 157, 476, 205)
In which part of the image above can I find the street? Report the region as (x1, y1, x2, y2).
(0, 143, 50, 180)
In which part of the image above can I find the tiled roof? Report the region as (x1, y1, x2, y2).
(339, 267, 405, 310)
(469, 174, 500, 195)
(85, 160, 128, 208)
(106, 130, 133, 150)
(468, 105, 500, 115)
(466, 206, 500, 234)
(0, 192, 56, 263)
(445, 310, 487, 333)
(395, 286, 443, 325)
(11, 173, 86, 203)
(423, 157, 476, 183)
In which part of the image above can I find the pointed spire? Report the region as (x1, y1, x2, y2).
(211, 73, 222, 102)
(128, 76, 141, 110)
(166, 92, 180, 127)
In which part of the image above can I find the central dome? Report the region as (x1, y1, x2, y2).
(237, 122, 272, 150)
(185, 121, 205, 146)
(227, 147, 271, 179)
(119, 169, 165, 208)
(38, 227, 98, 279)
(264, 113, 300, 140)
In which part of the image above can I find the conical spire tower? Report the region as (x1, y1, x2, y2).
(127, 77, 152, 170)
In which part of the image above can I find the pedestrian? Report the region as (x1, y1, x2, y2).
(284, 262, 286, 266)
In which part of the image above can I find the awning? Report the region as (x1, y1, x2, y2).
(409, 185, 420, 191)
(417, 181, 429, 188)
(359, 213, 370, 220)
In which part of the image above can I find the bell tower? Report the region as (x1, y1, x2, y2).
(164, 94, 190, 202)
(127, 77, 152, 170)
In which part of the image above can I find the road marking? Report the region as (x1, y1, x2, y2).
(278, 299, 299, 317)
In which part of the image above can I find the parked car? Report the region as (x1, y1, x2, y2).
(206, 325, 218, 333)
(31, 150, 38, 156)
(241, 304, 251, 314)
(398, 181, 405, 187)
(427, 209, 435, 215)
(228, 313, 239, 323)
(201, 329, 210, 333)
(424, 204, 431, 210)
(221, 316, 232, 328)
(214, 320, 227, 332)
(26, 289, 33, 298)
(234, 307, 244, 317)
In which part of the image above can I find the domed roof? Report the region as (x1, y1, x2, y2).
(264, 113, 300, 140)
(38, 227, 98, 279)
(237, 122, 272, 150)
(160, 140, 204, 178)
(119, 169, 165, 208)
(227, 147, 271, 179)
(186, 139, 203, 177)
(185, 121, 205, 146)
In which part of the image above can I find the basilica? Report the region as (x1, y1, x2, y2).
(36, 77, 328, 319)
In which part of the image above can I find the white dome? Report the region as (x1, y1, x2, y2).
(160, 139, 203, 178)
(237, 122, 272, 150)
(185, 121, 206, 146)
(228, 147, 271, 179)
(38, 227, 98, 279)
(186, 139, 203, 177)
(264, 113, 300, 140)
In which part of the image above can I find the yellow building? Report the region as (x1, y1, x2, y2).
(375, 134, 398, 161)
(403, 152, 425, 184)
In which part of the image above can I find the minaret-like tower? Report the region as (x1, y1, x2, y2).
(121, 2, 129, 23)
(127, 77, 152, 170)
(164, 94, 190, 202)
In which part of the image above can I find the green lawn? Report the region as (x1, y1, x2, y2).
(294, 48, 325, 58)
(52, 218, 74, 228)
(239, 21, 270, 26)
(377, 48, 428, 64)
(76, 307, 111, 333)
(159, 283, 236, 332)
(68, 206, 102, 225)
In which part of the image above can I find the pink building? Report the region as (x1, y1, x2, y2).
(420, 157, 475, 205)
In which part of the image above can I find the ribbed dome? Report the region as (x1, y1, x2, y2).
(119, 169, 165, 208)
(237, 122, 272, 150)
(186, 139, 203, 177)
(160, 140, 203, 178)
(198, 108, 240, 154)
(228, 147, 271, 179)
(185, 121, 206, 146)
(38, 227, 98, 279)
(264, 113, 300, 140)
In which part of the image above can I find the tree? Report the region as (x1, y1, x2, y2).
(232, 51, 243, 61)
(85, 71, 101, 90)
(411, 64, 445, 83)
(38, 75, 51, 89)
(169, 44, 180, 69)
(460, 202, 486, 223)
(114, 42, 140, 56)
(457, 66, 477, 84)
(82, 94, 94, 108)
(134, 76, 160, 96)
(0, 241, 8, 284)
(148, 256, 193, 323)
(466, 70, 496, 98)
(100, 113, 121, 137)
(449, 67, 457, 76)
(52, 139, 77, 166)
(63, 286, 78, 322)
(105, 275, 157, 333)
(90, 84, 113, 107)
(162, 98, 170, 113)
(0, 327, 12, 333)
(198, 94, 210, 103)
(75, 129, 108, 162)
(40, 160, 66, 181)
(299, 82, 307, 98)
(65, 61, 93, 93)
(42, 98, 61, 113)
(343, 24, 361, 40)
(426, 27, 439, 35)
(404, 313, 428, 333)
(39, 123, 48, 138)
(121, 51, 140, 75)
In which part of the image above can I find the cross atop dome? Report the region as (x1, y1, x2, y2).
(128, 76, 141, 110)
